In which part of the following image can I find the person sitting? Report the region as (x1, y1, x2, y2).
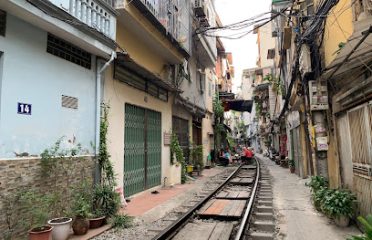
(218, 148, 231, 166)
(242, 147, 254, 164)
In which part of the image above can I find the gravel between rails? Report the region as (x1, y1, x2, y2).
(93, 166, 238, 240)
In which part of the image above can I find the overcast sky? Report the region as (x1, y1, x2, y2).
(214, 0, 272, 93)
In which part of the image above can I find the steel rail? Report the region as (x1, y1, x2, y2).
(152, 165, 243, 240)
(234, 157, 260, 240)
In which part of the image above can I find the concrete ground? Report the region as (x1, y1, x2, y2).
(93, 166, 234, 239)
(123, 166, 227, 223)
(257, 154, 361, 240)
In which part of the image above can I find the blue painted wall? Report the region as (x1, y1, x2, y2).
(0, 14, 97, 158)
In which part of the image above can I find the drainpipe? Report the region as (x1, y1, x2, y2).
(95, 51, 116, 181)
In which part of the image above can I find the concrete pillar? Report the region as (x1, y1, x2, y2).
(312, 111, 329, 179)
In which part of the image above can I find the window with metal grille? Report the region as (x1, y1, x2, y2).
(0, 10, 6, 37)
(348, 103, 372, 177)
(47, 34, 91, 69)
(61, 95, 78, 109)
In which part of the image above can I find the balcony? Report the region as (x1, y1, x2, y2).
(50, 0, 117, 39)
(129, 0, 191, 55)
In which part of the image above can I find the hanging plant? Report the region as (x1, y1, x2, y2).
(213, 95, 224, 119)
(264, 73, 283, 94)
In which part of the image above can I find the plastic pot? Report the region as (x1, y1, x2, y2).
(186, 165, 194, 173)
(48, 217, 72, 240)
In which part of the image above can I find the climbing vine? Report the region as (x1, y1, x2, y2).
(170, 134, 187, 184)
(264, 73, 284, 94)
(99, 103, 115, 186)
(213, 95, 224, 119)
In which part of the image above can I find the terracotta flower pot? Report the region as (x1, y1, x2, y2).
(29, 226, 53, 240)
(72, 217, 89, 235)
(290, 167, 295, 173)
(48, 217, 72, 240)
(89, 216, 106, 229)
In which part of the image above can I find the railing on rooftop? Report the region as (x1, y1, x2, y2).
(50, 0, 116, 39)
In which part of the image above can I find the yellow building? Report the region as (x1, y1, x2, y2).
(106, 0, 190, 197)
(320, 0, 372, 216)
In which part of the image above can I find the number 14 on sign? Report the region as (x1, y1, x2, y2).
(18, 102, 32, 115)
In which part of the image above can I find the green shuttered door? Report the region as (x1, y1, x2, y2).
(146, 109, 162, 189)
(124, 104, 161, 197)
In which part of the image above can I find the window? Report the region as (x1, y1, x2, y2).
(47, 34, 91, 69)
(208, 81, 211, 96)
(0, 10, 6, 37)
(305, 0, 314, 16)
(197, 70, 205, 94)
(267, 49, 275, 59)
(348, 103, 372, 177)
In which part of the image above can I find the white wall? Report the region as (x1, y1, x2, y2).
(0, 14, 96, 158)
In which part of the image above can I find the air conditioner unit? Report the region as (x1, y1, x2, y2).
(194, 0, 207, 17)
(199, 17, 210, 27)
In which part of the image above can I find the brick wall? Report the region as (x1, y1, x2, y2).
(0, 156, 95, 239)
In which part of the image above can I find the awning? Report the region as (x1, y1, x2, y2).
(174, 96, 206, 118)
(253, 82, 270, 91)
(223, 100, 253, 112)
(219, 91, 235, 100)
(115, 53, 177, 92)
(322, 24, 372, 88)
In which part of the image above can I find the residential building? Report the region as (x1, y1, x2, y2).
(0, 0, 117, 236)
(250, 21, 278, 154)
(106, 0, 191, 197)
(268, 0, 372, 216)
(317, 0, 372, 216)
(171, 0, 217, 167)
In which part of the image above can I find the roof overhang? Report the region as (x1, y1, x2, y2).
(223, 100, 253, 112)
(174, 96, 206, 118)
(115, 52, 177, 92)
(322, 24, 372, 89)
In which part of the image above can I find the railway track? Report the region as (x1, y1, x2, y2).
(151, 158, 276, 240)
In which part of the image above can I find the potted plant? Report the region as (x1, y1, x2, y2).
(47, 217, 72, 240)
(288, 159, 295, 173)
(70, 181, 92, 235)
(89, 184, 120, 229)
(312, 186, 329, 212)
(41, 139, 84, 240)
(19, 190, 53, 240)
(321, 189, 357, 227)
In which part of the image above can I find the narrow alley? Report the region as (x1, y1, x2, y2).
(0, 0, 371, 239)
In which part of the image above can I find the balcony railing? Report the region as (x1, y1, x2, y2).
(133, 0, 191, 54)
(50, 0, 116, 39)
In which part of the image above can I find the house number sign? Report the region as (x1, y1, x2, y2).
(17, 102, 32, 115)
